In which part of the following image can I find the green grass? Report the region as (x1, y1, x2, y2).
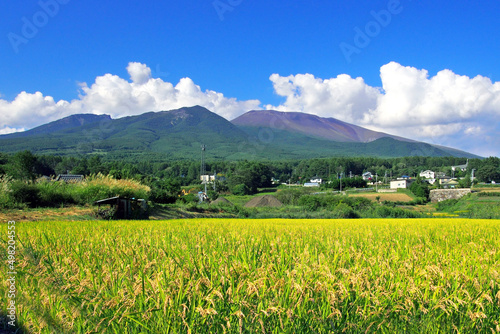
(435, 193, 500, 219)
(1, 218, 499, 333)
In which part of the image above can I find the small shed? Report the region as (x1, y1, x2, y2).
(56, 174, 84, 183)
(94, 196, 148, 219)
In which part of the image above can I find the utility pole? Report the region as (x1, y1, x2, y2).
(376, 174, 378, 192)
(340, 172, 342, 193)
(471, 169, 476, 189)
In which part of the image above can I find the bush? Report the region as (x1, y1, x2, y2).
(435, 198, 459, 211)
(375, 206, 422, 218)
(298, 195, 323, 211)
(9, 181, 40, 208)
(149, 178, 181, 204)
(179, 194, 198, 204)
(275, 188, 315, 206)
(37, 181, 75, 207)
(332, 203, 359, 218)
(231, 184, 252, 196)
(477, 192, 500, 197)
(410, 181, 429, 199)
(94, 206, 117, 220)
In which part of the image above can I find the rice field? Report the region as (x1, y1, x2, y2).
(2, 218, 500, 333)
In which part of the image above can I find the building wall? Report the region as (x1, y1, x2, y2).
(390, 180, 407, 189)
(429, 189, 471, 203)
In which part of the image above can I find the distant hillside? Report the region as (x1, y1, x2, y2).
(0, 106, 480, 160)
(0, 106, 249, 159)
(232, 109, 408, 143)
(4, 114, 112, 139)
(232, 110, 480, 159)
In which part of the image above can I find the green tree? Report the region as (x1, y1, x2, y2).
(477, 158, 500, 182)
(409, 176, 430, 200)
(228, 161, 272, 194)
(149, 178, 182, 204)
(7, 150, 37, 182)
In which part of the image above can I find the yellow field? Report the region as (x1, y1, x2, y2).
(2, 218, 500, 333)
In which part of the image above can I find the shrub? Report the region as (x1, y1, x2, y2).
(375, 205, 422, 218)
(231, 184, 252, 196)
(298, 195, 323, 211)
(332, 203, 359, 218)
(9, 181, 40, 208)
(477, 192, 500, 197)
(37, 180, 75, 207)
(149, 178, 181, 204)
(276, 188, 315, 206)
(179, 194, 198, 204)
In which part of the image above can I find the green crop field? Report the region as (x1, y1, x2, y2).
(2, 219, 500, 333)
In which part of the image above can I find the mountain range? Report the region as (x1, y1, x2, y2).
(0, 106, 480, 160)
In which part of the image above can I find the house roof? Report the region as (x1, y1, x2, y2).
(94, 196, 145, 205)
(55, 174, 84, 182)
(94, 196, 122, 205)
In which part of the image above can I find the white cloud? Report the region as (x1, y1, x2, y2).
(0, 126, 25, 135)
(265, 73, 380, 123)
(267, 62, 500, 156)
(0, 62, 261, 132)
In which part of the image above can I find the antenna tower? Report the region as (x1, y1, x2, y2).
(200, 144, 206, 181)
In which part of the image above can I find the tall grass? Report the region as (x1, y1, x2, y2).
(0, 174, 150, 208)
(1, 218, 499, 333)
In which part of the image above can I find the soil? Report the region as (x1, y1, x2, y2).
(0, 206, 94, 222)
(210, 197, 234, 206)
(244, 195, 283, 208)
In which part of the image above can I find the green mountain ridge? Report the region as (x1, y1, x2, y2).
(0, 106, 480, 160)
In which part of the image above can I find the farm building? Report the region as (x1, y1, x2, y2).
(390, 179, 414, 189)
(94, 196, 148, 219)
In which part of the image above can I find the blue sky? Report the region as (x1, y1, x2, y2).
(1, 0, 499, 156)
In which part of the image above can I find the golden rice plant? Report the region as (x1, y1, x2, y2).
(1, 218, 499, 333)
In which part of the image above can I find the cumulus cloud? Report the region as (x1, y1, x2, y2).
(0, 62, 261, 134)
(267, 62, 500, 156)
(265, 73, 380, 123)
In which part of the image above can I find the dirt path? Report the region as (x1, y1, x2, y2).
(0, 206, 94, 222)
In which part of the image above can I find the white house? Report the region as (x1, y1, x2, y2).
(362, 172, 373, 181)
(390, 179, 414, 189)
(452, 160, 468, 172)
(310, 178, 323, 184)
(419, 170, 435, 179)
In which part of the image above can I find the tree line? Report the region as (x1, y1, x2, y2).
(1, 151, 499, 192)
